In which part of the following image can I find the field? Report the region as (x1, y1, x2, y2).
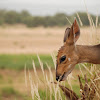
(0, 25, 100, 100)
(0, 25, 100, 54)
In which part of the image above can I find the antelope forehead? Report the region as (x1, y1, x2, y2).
(58, 45, 66, 54)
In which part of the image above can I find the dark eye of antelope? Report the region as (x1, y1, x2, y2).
(60, 55, 66, 63)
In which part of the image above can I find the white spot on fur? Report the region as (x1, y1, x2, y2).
(68, 58, 71, 61)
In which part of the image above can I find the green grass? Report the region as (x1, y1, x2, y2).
(0, 54, 86, 70)
(0, 87, 32, 100)
(0, 87, 19, 97)
(0, 86, 79, 100)
(0, 54, 54, 70)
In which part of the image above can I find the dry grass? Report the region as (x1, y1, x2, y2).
(0, 11, 100, 100)
(26, 55, 100, 100)
(23, 13, 100, 100)
(0, 25, 100, 54)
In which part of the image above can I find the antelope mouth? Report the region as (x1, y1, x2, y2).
(59, 68, 73, 81)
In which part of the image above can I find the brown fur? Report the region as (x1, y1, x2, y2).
(56, 19, 100, 81)
(77, 44, 100, 64)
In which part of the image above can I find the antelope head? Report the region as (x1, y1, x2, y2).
(56, 19, 80, 81)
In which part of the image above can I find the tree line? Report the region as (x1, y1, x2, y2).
(0, 9, 99, 27)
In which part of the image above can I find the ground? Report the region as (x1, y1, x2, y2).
(0, 25, 100, 54)
(0, 25, 100, 100)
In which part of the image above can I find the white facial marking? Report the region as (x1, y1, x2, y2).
(68, 58, 71, 61)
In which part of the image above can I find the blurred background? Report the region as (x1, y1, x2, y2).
(0, 0, 100, 100)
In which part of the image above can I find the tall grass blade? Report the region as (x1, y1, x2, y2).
(37, 54, 45, 80)
(76, 12, 83, 26)
(32, 60, 40, 83)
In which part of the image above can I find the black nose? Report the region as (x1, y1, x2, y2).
(56, 76, 60, 81)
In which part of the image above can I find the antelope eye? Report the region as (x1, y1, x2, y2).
(60, 55, 66, 63)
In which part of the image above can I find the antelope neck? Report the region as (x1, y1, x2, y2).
(76, 44, 100, 64)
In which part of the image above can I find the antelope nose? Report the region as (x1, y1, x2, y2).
(56, 75, 60, 81)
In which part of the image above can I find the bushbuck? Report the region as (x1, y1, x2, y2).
(56, 19, 100, 81)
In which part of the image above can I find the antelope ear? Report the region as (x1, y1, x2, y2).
(73, 19, 80, 42)
(63, 28, 70, 42)
(64, 19, 80, 44)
